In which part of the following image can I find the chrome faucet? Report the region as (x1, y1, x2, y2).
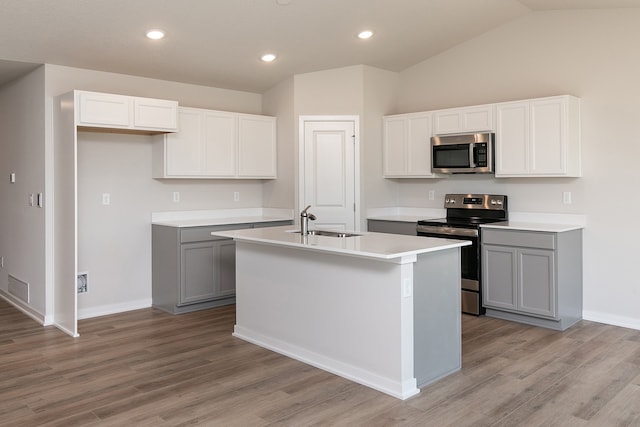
(300, 205, 316, 235)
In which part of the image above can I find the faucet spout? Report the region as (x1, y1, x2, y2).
(300, 205, 316, 235)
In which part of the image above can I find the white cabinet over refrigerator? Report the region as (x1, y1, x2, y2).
(495, 95, 581, 177)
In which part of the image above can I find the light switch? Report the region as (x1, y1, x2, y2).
(102, 193, 110, 205)
(563, 191, 572, 204)
(9, 173, 15, 183)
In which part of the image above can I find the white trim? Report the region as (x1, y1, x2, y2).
(0, 289, 46, 325)
(233, 325, 420, 400)
(298, 115, 361, 231)
(583, 310, 640, 331)
(77, 298, 152, 320)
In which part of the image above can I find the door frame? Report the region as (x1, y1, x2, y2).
(298, 115, 361, 231)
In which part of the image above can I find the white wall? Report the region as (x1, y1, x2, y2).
(44, 65, 273, 318)
(0, 67, 47, 317)
(393, 9, 640, 329)
(262, 77, 295, 209)
(361, 66, 400, 226)
(291, 65, 399, 223)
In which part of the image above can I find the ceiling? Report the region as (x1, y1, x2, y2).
(0, 0, 639, 93)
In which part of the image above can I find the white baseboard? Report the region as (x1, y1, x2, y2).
(582, 310, 640, 331)
(233, 325, 420, 400)
(78, 298, 152, 320)
(0, 288, 45, 325)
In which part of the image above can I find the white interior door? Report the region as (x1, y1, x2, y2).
(301, 117, 358, 231)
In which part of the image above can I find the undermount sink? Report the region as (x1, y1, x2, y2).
(292, 230, 361, 238)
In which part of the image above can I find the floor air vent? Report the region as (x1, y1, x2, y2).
(8, 274, 30, 304)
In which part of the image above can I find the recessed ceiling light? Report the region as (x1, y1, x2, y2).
(358, 30, 374, 40)
(261, 53, 277, 63)
(146, 29, 165, 40)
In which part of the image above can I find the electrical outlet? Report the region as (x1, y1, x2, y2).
(0, 256, 4, 268)
(102, 193, 110, 205)
(428, 190, 435, 201)
(403, 278, 412, 298)
(233, 192, 240, 202)
(9, 173, 15, 183)
(173, 192, 180, 203)
(563, 191, 572, 204)
(28, 194, 34, 206)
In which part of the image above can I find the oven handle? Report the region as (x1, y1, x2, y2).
(417, 224, 479, 237)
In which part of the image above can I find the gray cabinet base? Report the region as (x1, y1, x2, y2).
(154, 296, 236, 315)
(485, 308, 580, 331)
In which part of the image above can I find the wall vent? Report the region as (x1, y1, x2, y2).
(8, 274, 30, 303)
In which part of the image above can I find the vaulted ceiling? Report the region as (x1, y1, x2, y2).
(1, 0, 639, 92)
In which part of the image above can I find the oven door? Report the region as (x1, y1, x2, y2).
(416, 225, 482, 315)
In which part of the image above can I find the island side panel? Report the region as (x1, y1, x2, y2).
(413, 247, 462, 387)
(232, 241, 419, 400)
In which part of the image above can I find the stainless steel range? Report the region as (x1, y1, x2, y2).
(416, 194, 508, 315)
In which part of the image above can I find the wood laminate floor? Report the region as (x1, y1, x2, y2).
(1, 300, 639, 426)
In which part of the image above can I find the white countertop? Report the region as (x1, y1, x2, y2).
(211, 225, 471, 261)
(366, 208, 586, 232)
(151, 208, 293, 228)
(367, 207, 445, 223)
(481, 221, 584, 233)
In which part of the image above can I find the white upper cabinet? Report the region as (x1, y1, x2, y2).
(238, 114, 277, 178)
(383, 112, 436, 178)
(496, 95, 581, 177)
(75, 90, 178, 133)
(153, 107, 276, 179)
(433, 104, 495, 135)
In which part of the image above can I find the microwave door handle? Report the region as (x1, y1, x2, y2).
(469, 143, 476, 167)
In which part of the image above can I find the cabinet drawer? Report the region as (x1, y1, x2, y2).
(180, 223, 251, 243)
(482, 229, 555, 250)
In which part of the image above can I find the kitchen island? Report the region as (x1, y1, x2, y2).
(211, 226, 471, 400)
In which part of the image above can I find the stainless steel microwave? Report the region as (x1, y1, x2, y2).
(431, 132, 495, 174)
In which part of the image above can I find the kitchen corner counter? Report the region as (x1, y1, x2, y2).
(211, 225, 471, 262)
(151, 208, 293, 227)
(481, 221, 585, 233)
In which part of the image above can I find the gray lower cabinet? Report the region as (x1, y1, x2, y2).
(153, 220, 291, 314)
(481, 228, 582, 331)
(367, 219, 417, 235)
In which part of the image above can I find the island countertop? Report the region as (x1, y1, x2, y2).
(212, 225, 471, 261)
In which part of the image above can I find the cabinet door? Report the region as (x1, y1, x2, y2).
(518, 248, 556, 318)
(407, 114, 433, 176)
(482, 244, 517, 310)
(133, 97, 178, 131)
(203, 111, 237, 177)
(77, 92, 131, 128)
(382, 116, 407, 177)
(237, 114, 276, 178)
(180, 242, 217, 305)
(218, 240, 236, 297)
(165, 108, 203, 176)
(434, 105, 494, 135)
(530, 98, 565, 175)
(496, 101, 529, 176)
